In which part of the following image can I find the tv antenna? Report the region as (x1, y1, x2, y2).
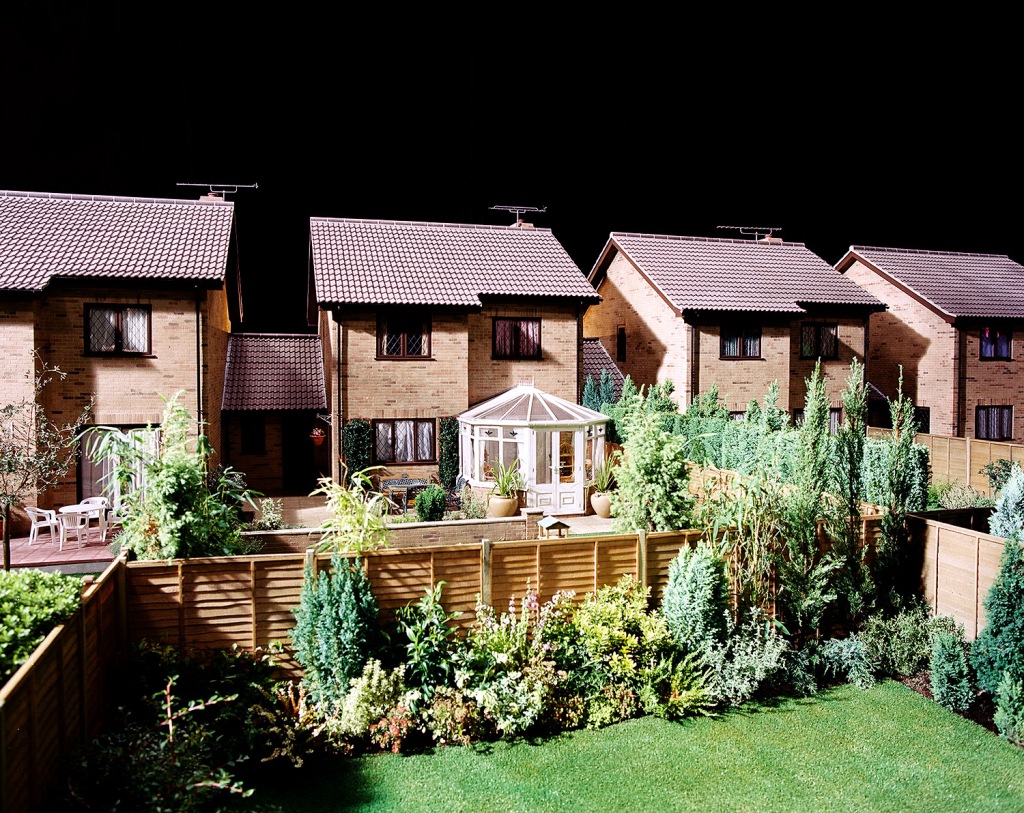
(717, 225, 783, 241)
(176, 182, 259, 198)
(490, 204, 547, 224)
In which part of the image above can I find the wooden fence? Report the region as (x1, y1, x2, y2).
(868, 429, 1024, 492)
(0, 557, 127, 813)
(912, 513, 1008, 640)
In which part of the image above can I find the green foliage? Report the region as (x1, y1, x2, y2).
(444, 484, 486, 521)
(982, 459, 1017, 493)
(930, 625, 974, 713)
(601, 375, 638, 445)
(438, 416, 460, 490)
(860, 437, 929, 510)
(415, 484, 447, 522)
(636, 652, 715, 721)
(0, 569, 81, 682)
(874, 371, 924, 613)
(677, 384, 729, 467)
(859, 600, 935, 678)
(611, 409, 694, 532)
(700, 607, 789, 707)
(661, 541, 730, 655)
(489, 458, 522, 499)
(605, 378, 680, 446)
(994, 672, 1024, 745)
(588, 454, 617, 493)
(247, 497, 284, 531)
(66, 643, 283, 811)
(971, 538, 1024, 694)
(990, 464, 1024, 540)
(584, 369, 619, 413)
(422, 686, 491, 746)
(818, 635, 876, 689)
(342, 418, 373, 484)
(311, 466, 391, 553)
(774, 363, 840, 644)
(96, 393, 260, 560)
(582, 374, 600, 412)
(291, 555, 382, 717)
(937, 482, 996, 510)
(395, 582, 462, 698)
(336, 659, 409, 739)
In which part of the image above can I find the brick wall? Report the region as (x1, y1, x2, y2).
(961, 326, 1024, 441)
(583, 252, 690, 402)
(789, 317, 869, 410)
(697, 320, 792, 412)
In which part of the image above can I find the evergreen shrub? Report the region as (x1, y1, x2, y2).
(929, 624, 974, 713)
(342, 418, 373, 482)
(989, 464, 1024, 540)
(438, 416, 460, 490)
(994, 673, 1024, 745)
(415, 484, 447, 522)
(661, 541, 730, 655)
(0, 569, 81, 682)
(971, 537, 1024, 694)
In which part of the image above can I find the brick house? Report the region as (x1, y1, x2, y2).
(583, 232, 884, 418)
(220, 333, 328, 495)
(0, 189, 241, 522)
(307, 217, 601, 487)
(836, 245, 1024, 441)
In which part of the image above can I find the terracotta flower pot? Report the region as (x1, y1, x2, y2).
(590, 491, 613, 519)
(310, 434, 325, 447)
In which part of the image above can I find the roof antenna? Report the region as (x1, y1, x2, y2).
(490, 204, 547, 226)
(717, 225, 783, 242)
(176, 182, 259, 200)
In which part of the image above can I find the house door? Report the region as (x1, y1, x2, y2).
(531, 430, 584, 514)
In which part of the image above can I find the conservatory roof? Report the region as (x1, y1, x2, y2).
(459, 385, 608, 427)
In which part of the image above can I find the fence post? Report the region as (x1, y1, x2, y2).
(965, 436, 972, 486)
(480, 539, 492, 607)
(637, 530, 648, 592)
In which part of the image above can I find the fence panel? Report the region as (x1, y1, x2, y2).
(0, 558, 126, 813)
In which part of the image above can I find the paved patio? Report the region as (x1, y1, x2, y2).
(7, 497, 617, 572)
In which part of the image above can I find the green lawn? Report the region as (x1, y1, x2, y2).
(253, 680, 1024, 813)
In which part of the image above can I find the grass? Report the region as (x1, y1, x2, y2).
(251, 680, 1024, 813)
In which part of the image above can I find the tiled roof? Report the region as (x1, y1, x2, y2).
(601, 233, 882, 314)
(309, 218, 601, 307)
(0, 190, 235, 293)
(582, 338, 625, 401)
(222, 333, 327, 411)
(840, 245, 1024, 319)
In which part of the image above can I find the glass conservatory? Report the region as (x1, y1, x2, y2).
(458, 385, 608, 515)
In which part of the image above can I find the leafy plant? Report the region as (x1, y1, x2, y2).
(858, 600, 935, 678)
(247, 497, 284, 531)
(938, 482, 996, 510)
(930, 624, 974, 713)
(415, 484, 447, 522)
(971, 537, 1024, 695)
(818, 635, 876, 689)
(490, 458, 522, 499)
(0, 569, 81, 682)
(438, 416, 460, 490)
(700, 606, 789, 707)
(1, 356, 92, 570)
(994, 672, 1024, 745)
(342, 418, 373, 484)
(395, 581, 462, 699)
(982, 459, 1017, 493)
(661, 541, 730, 656)
(291, 554, 383, 717)
(588, 454, 617, 493)
(336, 659, 409, 740)
(311, 466, 391, 553)
(989, 464, 1024, 540)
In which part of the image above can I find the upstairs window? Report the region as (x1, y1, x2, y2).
(616, 326, 627, 362)
(977, 405, 1013, 441)
(493, 317, 541, 360)
(373, 418, 436, 464)
(721, 324, 761, 359)
(86, 304, 151, 355)
(801, 323, 839, 360)
(377, 313, 430, 359)
(980, 327, 1012, 360)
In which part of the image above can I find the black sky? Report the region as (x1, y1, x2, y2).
(4, 6, 1022, 333)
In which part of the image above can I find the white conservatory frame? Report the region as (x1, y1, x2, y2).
(457, 385, 608, 515)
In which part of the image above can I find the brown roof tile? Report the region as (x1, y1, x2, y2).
(222, 333, 327, 411)
(309, 218, 600, 307)
(582, 338, 625, 401)
(839, 245, 1024, 319)
(0, 190, 235, 293)
(600, 233, 882, 314)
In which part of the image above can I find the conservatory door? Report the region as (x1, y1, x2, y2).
(532, 430, 584, 514)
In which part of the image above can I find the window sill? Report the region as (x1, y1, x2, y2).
(719, 356, 764, 361)
(978, 357, 1013, 362)
(84, 352, 156, 358)
(375, 355, 433, 361)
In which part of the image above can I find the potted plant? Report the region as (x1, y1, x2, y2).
(587, 455, 617, 518)
(310, 427, 326, 446)
(487, 458, 522, 518)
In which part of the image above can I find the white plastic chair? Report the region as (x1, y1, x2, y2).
(59, 510, 90, 551)
(26, 507, 59, 545)
(79, 496, 109, 542)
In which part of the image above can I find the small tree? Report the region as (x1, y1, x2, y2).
(971, 535, 1024, 695)
(0, 360, 92, 570)
(311, 465, 391, 553)
(342, 419, 373, 485)
(438, 416, 460, 490)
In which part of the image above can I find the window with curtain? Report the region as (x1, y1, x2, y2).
(976, 405, 1013, 441)
(377, 313, 430, 358)
(373, 419, 435, 463)
(86, 305, 151, 354)
(980, 327, 1012, 360)
(800, 323, 839, 360)
(721, 324, 761, 358)
(493, 317, 541, 359)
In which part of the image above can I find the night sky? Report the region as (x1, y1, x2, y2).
(4, 7, 1021, 333)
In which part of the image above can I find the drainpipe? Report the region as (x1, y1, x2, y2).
(195, 287, 203, 438)
(336, 309, 342, 483)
